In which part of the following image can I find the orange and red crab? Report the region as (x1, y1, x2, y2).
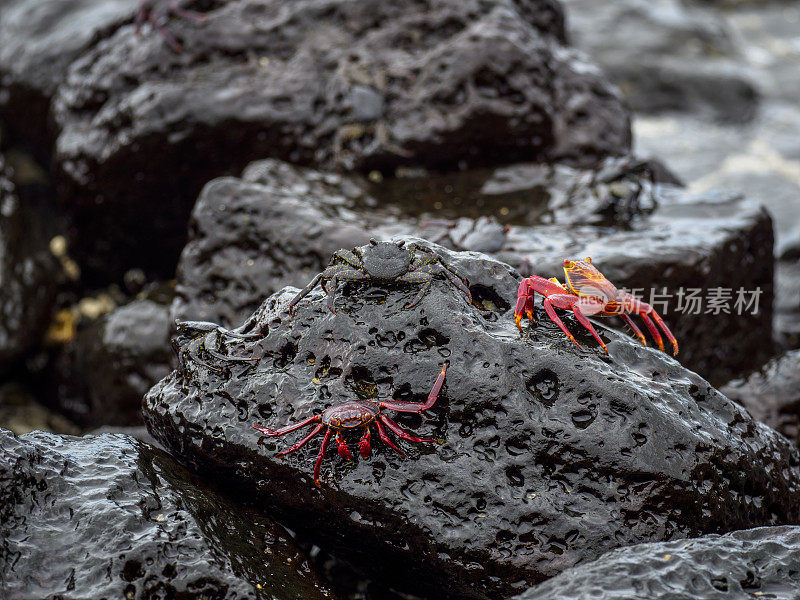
(253, 362, 448, 487)
(515, 257, 678, 356)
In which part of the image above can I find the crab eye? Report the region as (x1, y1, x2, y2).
(369, 239, 378, 246)
(563, 260, 575, 269)
(396, 240, 406, 247)
(585, 257, 592, 263)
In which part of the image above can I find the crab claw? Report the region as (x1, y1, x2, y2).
(359, 429, 372, 458)
(336, 432, 352, 460)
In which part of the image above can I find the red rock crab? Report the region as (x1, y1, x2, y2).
(253, 362, 448, 487)
(515, 257, 678, 356)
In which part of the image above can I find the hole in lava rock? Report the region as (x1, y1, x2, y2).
(121, 560, 144, 582)
(346, 366, 377, 398)
(526, 369, 560, 407)
(470, 284, 510, 313)
(273, 342, 297, 368)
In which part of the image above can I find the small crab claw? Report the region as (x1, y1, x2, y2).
(336, 431, 353, 460)
(359, 428, 372, 458)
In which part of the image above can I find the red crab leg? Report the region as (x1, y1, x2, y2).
(515, 276, 566, 328)
(570, 297, 608, 354)
(252, 414, 321, 437)
(619, 313, 647, 347)
(375, 420, 405, 457)
(378, 414, 436, 444)
(276, 423, 324, 457)
(514, 278, 536, 328)
(638, 313, 665, 352)
(359, 427, 372, 458)
(541, 293, 582, 350)
(618, 291, 678, 355)
(314, 429, 334, 487)
(649, 309, 679, 356)
(379, 361, 448, 412)
(336, 431, 353, 460)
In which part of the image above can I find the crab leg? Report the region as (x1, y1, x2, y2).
(514, 280, 536, 328)
(326, 268, 369, 313)
(202, 330, 260, 362)
(252, 414, 322, 437)
(541, 294, 582, 350)
(314, 429, 334, 487)
(182, 337, 224, 374)
(438, 266, 472, 303)
(637, 313, 665, 352)
(515, 276, 566, 329)
(570, 297, 608, 354)
(378, 415, 436, 444)
(379, 362, 448, 412)
(649, 309, 679, 356)
(375, 420, 405, 457)
(168, 0, 207, 22)
(400, 270, 435, 309)
(288, 273, 324, 315)
(275, 423, 324, 457)
(618, 291, 679, 355)
(619, 313, 648, 347)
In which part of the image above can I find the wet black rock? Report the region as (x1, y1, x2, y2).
(172, 159, 379, 327)
(721, 349, 800, 449)
(144, 244, 800, 600)
(51, 0, 629, 283)
(173, 158, 771, 385)
(0, 428, 334, 600)
(0, 155, 59, 372)
(562, 0, 759, 122)
(775, 251, 800, 350)
(513, 526, 800, 600)
(49, 299, 173, 427)
(0, 0, 133, 155)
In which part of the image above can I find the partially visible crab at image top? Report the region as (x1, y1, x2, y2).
(135, 0, 210, 53)
(288, 239, 472, 314)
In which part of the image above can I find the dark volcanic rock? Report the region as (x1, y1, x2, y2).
(721, 349, 800, 449)
(144, 244, 800, 600)
(0, 155, 59, 372)
(172, 159, 379, 326)
(51, 299, 173, 427)
(0, 428, 334, 600)
(775, 253, 800, 350)
(0, 0, 133, 154)
(512, 526, 800, 600)
(52, 0, 629, 282)
(562, 0, 759, 122)
(173, 158, 771, 385)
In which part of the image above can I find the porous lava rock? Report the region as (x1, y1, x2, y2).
(50, 299, 173, 427)
(0, 155, 59, 372)
(172, 158, 771, 385)
(51, 0, 629, 282)
(512, 526, 800, 600)
(172, 159, 381, 327)
(144, 243, 800, 600)
(0, 0, 133, 154)
(721, 349, 800, 449)
(0, 427, 334, 600)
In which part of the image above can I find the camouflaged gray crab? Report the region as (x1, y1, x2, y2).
(288, 239, 471, 314)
